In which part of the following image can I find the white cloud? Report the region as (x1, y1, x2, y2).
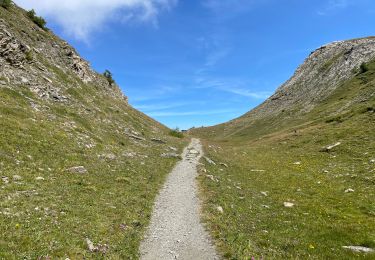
(14, 0, 177, 41)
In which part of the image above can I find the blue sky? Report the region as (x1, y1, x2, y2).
(14, 0, 375, 129)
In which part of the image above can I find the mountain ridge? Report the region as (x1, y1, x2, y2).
(191, 36, 375, 139)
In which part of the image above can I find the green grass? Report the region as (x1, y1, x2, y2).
(194, 59, 375, 259)
(0, 83, 188, 258)
(169, 129, 184, 138)
(0, 5, 188, 257)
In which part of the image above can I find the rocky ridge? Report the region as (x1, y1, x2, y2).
(254, 37, 375, 117)
(240, 37, 375, 121)
(0, 6, 127, 103)
(195, 36, 375, 138)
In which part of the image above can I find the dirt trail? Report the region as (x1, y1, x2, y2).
(140, 138, 219, 260)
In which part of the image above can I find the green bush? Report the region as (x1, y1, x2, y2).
(359, 62, 369, 74)
(103, 70, 115, 86)
(169, 128, 184, 138)
(1, 0, 11, 9)
(325, 115, 343, 123)
(27, 9, 47, 30)
(25, 50, 33, 62)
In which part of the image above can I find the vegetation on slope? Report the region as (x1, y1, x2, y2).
(194, 59, 375, 258)
(0, 4, 187, 259)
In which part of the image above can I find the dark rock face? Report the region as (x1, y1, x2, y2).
(0, 27, 30, 68)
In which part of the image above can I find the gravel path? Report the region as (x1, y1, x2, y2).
(140, 138, 219, 260)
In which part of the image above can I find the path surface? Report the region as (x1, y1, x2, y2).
(140, 138, 219, 260)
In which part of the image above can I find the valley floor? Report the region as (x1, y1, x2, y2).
(196, 114, 375, 259)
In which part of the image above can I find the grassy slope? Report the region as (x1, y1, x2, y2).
(194, 60, 375, 258)
(0, 5, 187, 259)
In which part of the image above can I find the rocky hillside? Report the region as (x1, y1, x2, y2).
(0, 3, 186, 258)
(192, 37, 375, 139)
(0, 3, 126, 101)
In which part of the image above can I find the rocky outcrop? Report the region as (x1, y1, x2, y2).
(248, 37, 375, 119)
(0, 11, 128, 103)
(66, 49, 93, 83)
(0, 26, 31, 68)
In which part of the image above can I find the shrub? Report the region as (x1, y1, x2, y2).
(325, 115, 343, 123)
(1, 0, 11, 9)
(27, 9, 47, 30)
(103, 70, 115, 86)
(169, 128, 184, 138)
(359, 62, 369, 74)
(25, 50, 33, 62)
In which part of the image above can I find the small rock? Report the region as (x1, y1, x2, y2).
(320, 142, 341, 152)
(283, 202, 295, 208)
(345, 188, 355, 193)
(262, 205, 270, 209)
(13, 175, 22, 181)
(342, 246, 374, 253)
(293, 161, 301, 165)
(216, 206, 224, 214)
(85, 238, 109, 254)
(99, 153, 116, 161)
(1, 176, 9, 184)
(127, 134, 145, 141)
(169, 146, 178, 152)
(68, 166, 87, 174)
(206, 175, 215, 181)
(86, 238, 96, 252)
(21, 77, 29, 83)
(161, 153, 181, 159)
(123, 152, 137, 158)
(260, 191, 268, 196)
(119, 223, 128, 230)
(370, 159, 375, 163)
(42, 76, 52, 83)
(220, 163, 228, 168)
(189, 149, 199, 154)
(151, 138, 166, 144)
(35, 177, 45, 181)
(204, 156, 216, 165)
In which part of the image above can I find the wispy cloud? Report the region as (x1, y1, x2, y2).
(223, 87, 271, 99)
(128, 84, 183, 102)
(148, 109, 235, 117)
(202, 0, 263, 15)
(205, 48, 231, 67)
(14, 0, 177, 41)
(317, 0, 352, 15)
(195, 34, 232, 73)
(202, 0, 271, 17)
(195, 76, 272, 99)
(133, 101, 194, 111)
